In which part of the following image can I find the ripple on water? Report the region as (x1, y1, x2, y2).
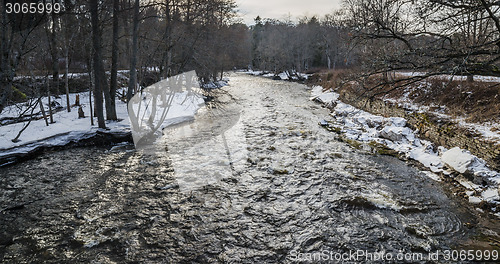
(0, 73, 495, 263)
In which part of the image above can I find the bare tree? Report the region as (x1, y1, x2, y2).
(0, 2, 44, 114)
(62, 13, 78, 112)
(47, 12, 60, 92)
(90, 0, 106, 129)
(340, 0, 500, 95)
(127, 0, 140, 103)
(108, 0, 120, 120)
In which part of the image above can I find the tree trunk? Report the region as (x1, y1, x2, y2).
(101, 44, 113, 120)
(0, 4, 12, 114)
(65, 45, 70, 112)
(127, 0, 139, 102)
(38, 97, 49, 126)
(47, 78, 54, 124)
(88, 59, 94, 126)
(90, 0, 106, 129)
(327, 53, 331, 70)
(102, 70, 113, 120)
(49, 14, 60, 93)
(122, 0, 131, 68)
(163, 0, 172, 79)
(63, 14, 78, 113)
(108, 0, 120, 120)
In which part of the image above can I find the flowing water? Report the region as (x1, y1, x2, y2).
(1, 73, 499, 263)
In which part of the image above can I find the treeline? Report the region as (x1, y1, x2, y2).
(250, 15, 355, 76)
(4, 0, 500, 127)
(250, 0, 500, 94)
(1, 0, 360, 128)
(339, 0, 500, 93)
(0, 0, 251, 128)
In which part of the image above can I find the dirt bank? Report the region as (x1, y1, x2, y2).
(308, 72, 500, 172)
(0, 130, 132, 167)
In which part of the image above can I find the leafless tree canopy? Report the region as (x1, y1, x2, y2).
(342, 0, 500, 79)
(2, 0, 500, 119)
(0, 0, 251, 126)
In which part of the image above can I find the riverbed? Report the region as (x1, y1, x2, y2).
(1, 73, 499, 263)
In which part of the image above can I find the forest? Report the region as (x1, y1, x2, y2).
(2, 1, 500, 130)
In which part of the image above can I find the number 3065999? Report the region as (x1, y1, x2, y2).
(5, 2, 63, 14)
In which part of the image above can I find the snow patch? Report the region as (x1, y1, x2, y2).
(422, 171, 441, 182)
(201, 78, 229, 89)
(278, 72, 289, 80)
(1, 75, 212, 162)
(311, 85, 500, 209)
(441, 147, 474, 174)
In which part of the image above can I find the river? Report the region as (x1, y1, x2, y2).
(1, 73, 499, 263)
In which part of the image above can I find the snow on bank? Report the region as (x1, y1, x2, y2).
(455, 118, 500, 144)
(0, 87, 207, 162)
(311, 85, 500, 209)
(245, 70, 309, 80)
(245, 70, 264, 76)
(396, 71, 500, 83)
(0, 93, 130, 152)
(201, 78, 229, 89)
(382, 81, 500, 144)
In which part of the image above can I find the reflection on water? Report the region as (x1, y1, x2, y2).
(0, 73, 499, 263)
(161, 95, 247, 192)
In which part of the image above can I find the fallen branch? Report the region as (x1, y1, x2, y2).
(12, 97, 42, 143)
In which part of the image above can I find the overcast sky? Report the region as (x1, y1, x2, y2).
(235, 0, 343, 25)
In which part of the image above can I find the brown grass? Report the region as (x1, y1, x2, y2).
(383, 77, 500, 123)
(306, 68, 355, 92)
(312, 70, 500, 123)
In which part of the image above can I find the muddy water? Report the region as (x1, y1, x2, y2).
(1, 73, 499, 263)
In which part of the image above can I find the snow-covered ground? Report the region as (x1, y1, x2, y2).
(245, 69, 309, 80)
(396, 71, 500, 83)
(311, 86, 500, 215)
(0, 92, 129, 147)
(0, 92, 130, 165)
(201, 78, 229, 89)
(382, 81, 500, 143)
(0, 86, 206, 163)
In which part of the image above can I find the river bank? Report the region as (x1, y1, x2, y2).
(0, 72, 223, 167)
(299, 71, 500, 216)
(307, 71, 500, 171)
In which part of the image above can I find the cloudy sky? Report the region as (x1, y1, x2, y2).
(235, 0, 343, 25)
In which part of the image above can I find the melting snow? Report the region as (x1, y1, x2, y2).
(311, 86, 500, 209)
(441, 147, 474, 174)
(1, 83, 207, 161)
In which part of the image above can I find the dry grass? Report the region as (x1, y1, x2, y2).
(312, 70, 500, 123)
(306, 68, 354, 92)
(386, 77, 500, 123)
